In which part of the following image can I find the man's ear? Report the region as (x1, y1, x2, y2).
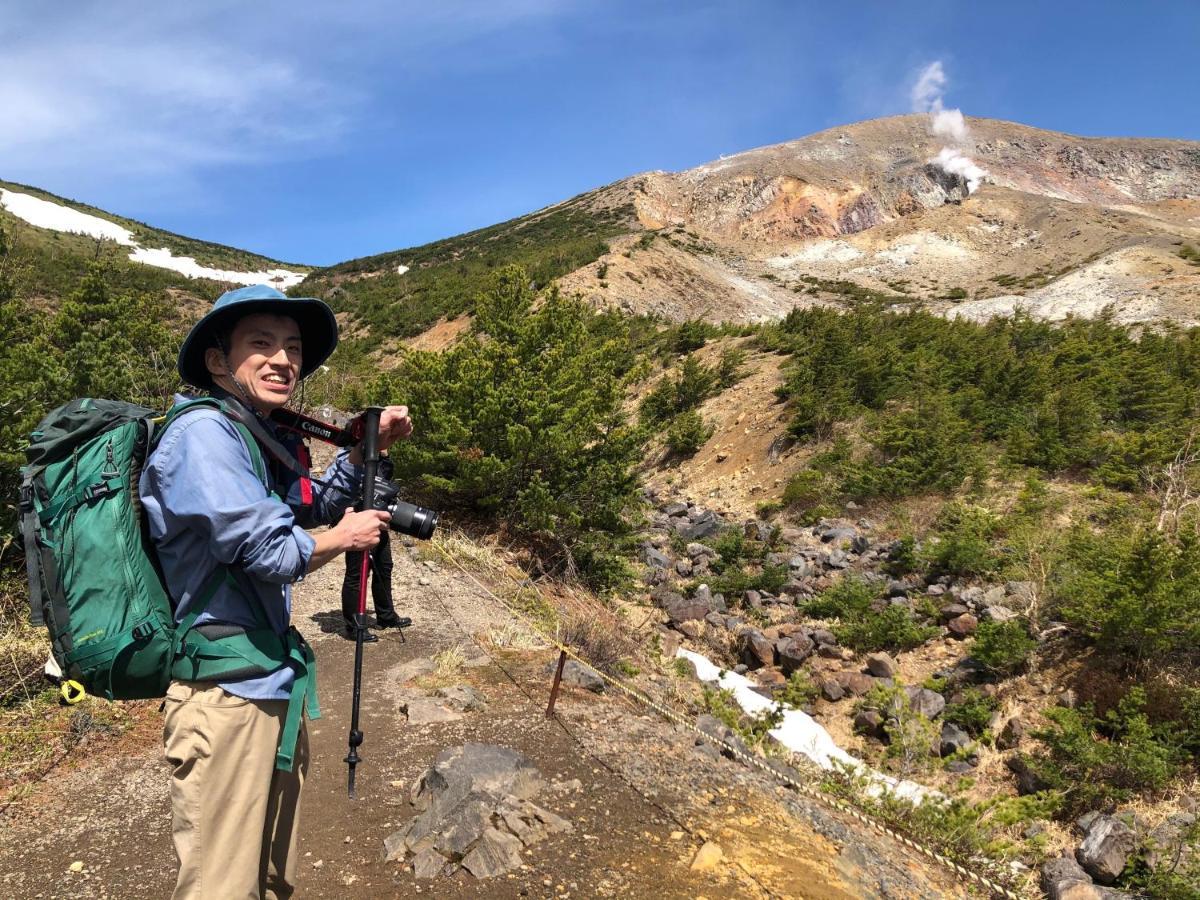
(204, 346, 229, 378)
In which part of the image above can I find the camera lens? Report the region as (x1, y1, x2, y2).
(386, 499, 439, 540)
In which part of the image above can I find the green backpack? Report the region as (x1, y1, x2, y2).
(19, 397, 317, 771)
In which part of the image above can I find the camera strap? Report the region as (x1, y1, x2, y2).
(221, 401, 312, 480)
(220, 400, 374, 506)
(271, 408, 362, 448)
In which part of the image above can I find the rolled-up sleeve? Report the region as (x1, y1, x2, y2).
(142, 414, 314, 583)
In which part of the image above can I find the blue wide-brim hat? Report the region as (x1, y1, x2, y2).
(178, 285, 338, 389)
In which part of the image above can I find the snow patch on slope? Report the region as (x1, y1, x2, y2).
(678, 649, 938, 805)
(1, 188, 306, 289)
(1, 188, 135, 245)
(127, 247, 306, 289)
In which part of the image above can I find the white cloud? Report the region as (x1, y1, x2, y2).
(0, 20, 350, 182)
(0, 1, 567, 193)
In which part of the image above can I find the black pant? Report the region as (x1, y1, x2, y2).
(341, 531, 396, 625)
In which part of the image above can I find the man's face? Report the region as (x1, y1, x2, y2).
(205, 313, 302, 414)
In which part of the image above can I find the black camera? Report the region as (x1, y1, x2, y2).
(372, 478, 438, 540)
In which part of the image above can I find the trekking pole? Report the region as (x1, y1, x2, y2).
(345, 406, 382, 800)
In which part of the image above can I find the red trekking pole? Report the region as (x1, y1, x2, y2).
(345, 406, 382, 799)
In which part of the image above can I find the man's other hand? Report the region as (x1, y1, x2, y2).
(377, 405, 414, 449)
(349, 405, 414, 464)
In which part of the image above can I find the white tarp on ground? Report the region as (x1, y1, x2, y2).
(678, 648, 938, 804)
(1, 188, 306, 289)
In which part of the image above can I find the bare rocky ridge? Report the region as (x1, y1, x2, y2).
(550, 115, 1200, 327)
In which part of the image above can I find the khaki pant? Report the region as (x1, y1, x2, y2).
(163, 681, 308, 900)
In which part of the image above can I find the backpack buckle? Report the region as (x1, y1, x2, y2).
(132, 622, 155, 641)
(84, 481, 115, 502)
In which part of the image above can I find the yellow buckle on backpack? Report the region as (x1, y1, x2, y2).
(60, 680, 86, 704)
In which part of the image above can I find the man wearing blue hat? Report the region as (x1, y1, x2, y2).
(140, 284, 412, 899)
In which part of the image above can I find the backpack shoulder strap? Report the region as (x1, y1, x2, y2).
(156, 398, 267, 486)
(18, 471, 44, 625)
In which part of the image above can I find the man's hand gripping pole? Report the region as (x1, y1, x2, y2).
(345, 406, 382, 800)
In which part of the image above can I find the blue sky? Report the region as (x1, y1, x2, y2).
(2, 0, 1197, 265)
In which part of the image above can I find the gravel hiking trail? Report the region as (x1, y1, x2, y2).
(0, 540, 965, 899)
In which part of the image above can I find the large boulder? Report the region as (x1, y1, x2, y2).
(547, 659, 604, 693)
(981, 585, 1007, 607)
(833, 671, 875, 697)
(1007, 754, 1053, 796)
(939, 722, 972, 757)
(739, 630, 776, 669)
(1042, 855, 1128, 900)
(819, 526, 858, 546)
(853, 708, 887, 741)
(996, 716, 1025, 750)
(865, 652, 897, 678)
(675, 509, 721, 541)
(825, 549, 851, 569)
(412, 745, 544, 812)
(641, 545, 672, 569)
(385, 745, 572, 881)
(1076, 815, 1136, 885)
(659, 592, 712, 624)
(777, 634, 815, 675)
(777, 633, 816, 676)
(904, 686, 946, 719)
(947, 613, 978, 638)
(979, 604, 1018, 623)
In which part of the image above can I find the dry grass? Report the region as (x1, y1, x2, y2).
(482, 623, 547, 652)
(556, 611, 639, 676)
(413, 645, 471, 690)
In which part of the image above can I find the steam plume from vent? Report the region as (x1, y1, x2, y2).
(911, 61, 986, 194)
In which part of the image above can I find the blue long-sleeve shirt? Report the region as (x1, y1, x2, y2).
(139, 395, 362, 699)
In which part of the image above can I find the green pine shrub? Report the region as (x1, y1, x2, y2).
(375, 265, 645, 590)
(639, 354, 720, 424)
(943, 687, 1000, 737)
(1027, 688, 1181, 818)
(763, 305, 1199, 492)
(1050, 526, 1200, 663)
(0, 253, 179, 546)
(665, 410, 712, 456)
(671, 318, 710, 353)
(971, 620, 1037, 675)
(806, 578, 937, 652)
(924, 502, 1004, 578)
(777, 670, 820, 709)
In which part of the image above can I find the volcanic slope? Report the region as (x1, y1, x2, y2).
(309, 115, 1200, 334)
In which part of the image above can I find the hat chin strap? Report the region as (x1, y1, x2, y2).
(211, 338, 265, 415)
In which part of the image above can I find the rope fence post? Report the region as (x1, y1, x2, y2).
(545, 648, 567, 717)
